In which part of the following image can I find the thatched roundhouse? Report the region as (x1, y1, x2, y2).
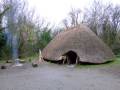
(42, 24, 114, 64)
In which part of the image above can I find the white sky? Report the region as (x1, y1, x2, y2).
(27, 0, 120, 26)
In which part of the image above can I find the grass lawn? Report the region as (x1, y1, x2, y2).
(0, 60, 6, 64)
(77, 56, 120, 68)
(0, 54, 39, 64)
(21, 54, 39, 62)
(0, 55, 120, 69)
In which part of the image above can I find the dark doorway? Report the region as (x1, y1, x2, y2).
(64, 51, 78, 64)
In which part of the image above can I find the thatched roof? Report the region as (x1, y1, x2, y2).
(42, 24, 114, 64)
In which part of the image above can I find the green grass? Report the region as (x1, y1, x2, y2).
(1, 55, 120, 68)
(111, 56, 120, 65)
(0, 54, 39, 64)
(21, 54, 39, 62)
(0, 60, 6, 64)
(76, 56, 120, 68)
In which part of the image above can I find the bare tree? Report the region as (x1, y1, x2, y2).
(83, 0, 103, 35)
(0, 9, 8, 30)
(3, 0, 26, 34)
(111, 5, 120, 32)
(83, 0, 120, 48)
(62, 19, 69, 29)
(69, 8, 81, 27)
(62, 8, 81, 29)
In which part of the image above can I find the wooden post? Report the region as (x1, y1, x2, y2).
(76, 56, 79, 64)
(39, 49, 43, 63)
(62, 56, 66, 64)
(66, 56, 70, 65)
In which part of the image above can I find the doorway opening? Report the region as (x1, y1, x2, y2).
(63, 51, 79, 64)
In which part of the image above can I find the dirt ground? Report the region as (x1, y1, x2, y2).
(0, 62, 120, 90)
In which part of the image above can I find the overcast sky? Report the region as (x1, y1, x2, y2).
(27, 0, 120, 26)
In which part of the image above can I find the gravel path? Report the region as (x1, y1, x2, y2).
(0, 62, 120, 90)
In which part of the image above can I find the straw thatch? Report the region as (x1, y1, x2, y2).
(42, 24, 114, 64)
